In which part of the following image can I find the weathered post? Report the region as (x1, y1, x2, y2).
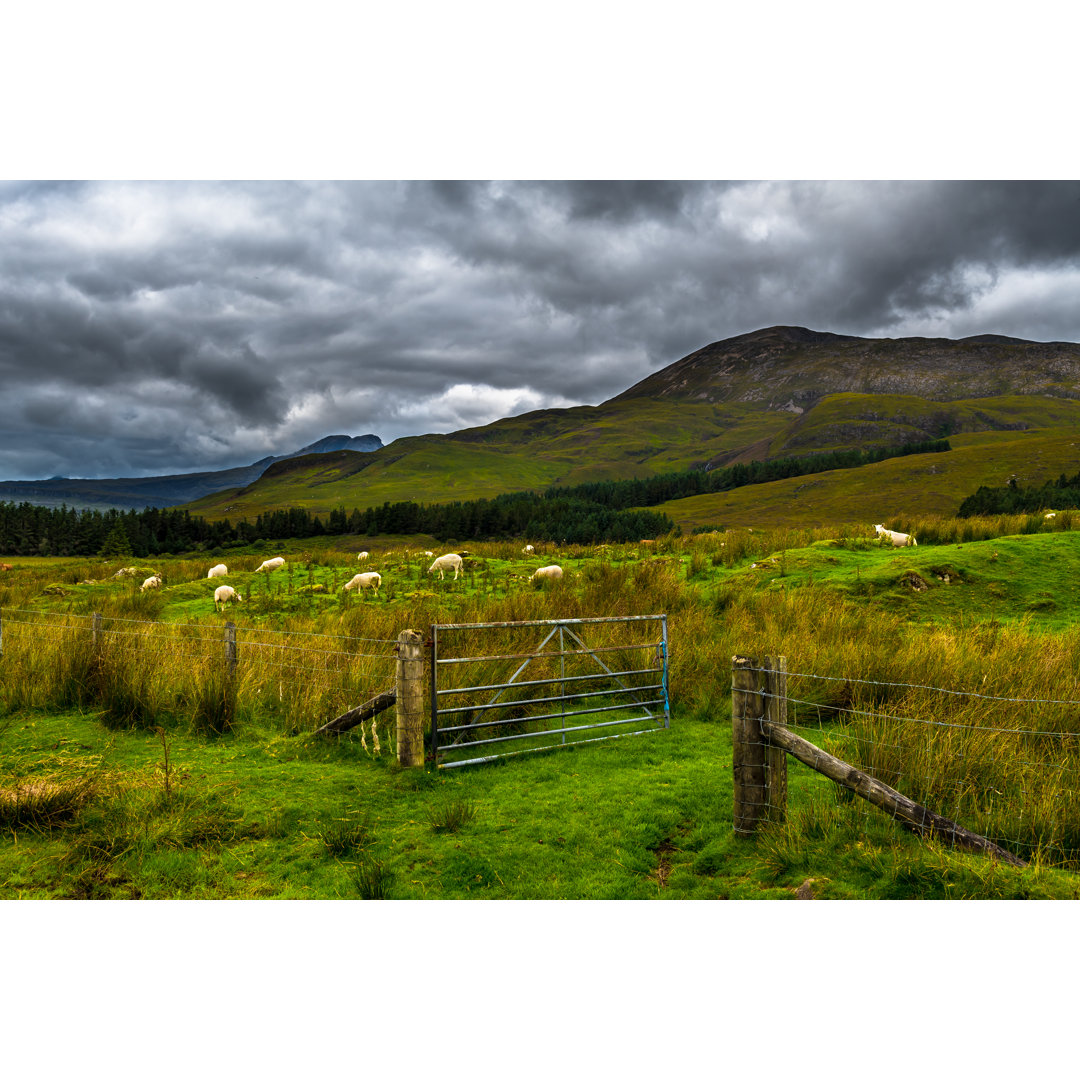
(92, 611, 102, 651)
(396, 628, 425, 767)
(732, 655, 768, 835)
(763, 655, 789, 824)
(224, 621, 238, 678)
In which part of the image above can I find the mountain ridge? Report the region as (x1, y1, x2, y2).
(179, 326, 1080, 524)
(0, 433, 383, 511)
(611, 325, 1080, 406)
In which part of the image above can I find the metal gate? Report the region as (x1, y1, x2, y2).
(429, 614, 669, 768)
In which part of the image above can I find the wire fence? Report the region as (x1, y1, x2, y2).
(0, 607, 399, 742)
(751, 662, 1080, 867)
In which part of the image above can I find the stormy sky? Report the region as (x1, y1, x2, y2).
(3, 179, 1080, 480)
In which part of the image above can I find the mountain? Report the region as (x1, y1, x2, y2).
(611, 325, 1080, 406)
(177, 326, 1080, 527)
(0, 433, 383, 511)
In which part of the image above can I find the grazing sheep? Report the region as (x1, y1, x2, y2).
(207, 563, 228, 579)
(522, 544, 534, 554)
(0, 563, 11, 571)
(343, 571, 382, 596)
(530, 565, 563, 583)
(214, 584, 243, 612)
(1045, 511, 1057, 519)
(357, 551, 369, 561)
(140, 574, 162, 592)
(423, 550, 434, 557)
(874, 524, 917, 548)
(255, 557, 286, 573)
(428, 553, 463, 580)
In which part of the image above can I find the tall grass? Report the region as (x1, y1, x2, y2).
(6, 520, 1080, 866)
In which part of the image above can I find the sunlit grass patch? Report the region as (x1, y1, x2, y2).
(0, 773, 97, 831)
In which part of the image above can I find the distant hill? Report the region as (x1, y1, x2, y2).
(0, 433, 383, 511)
(179, 326, 1080, 527)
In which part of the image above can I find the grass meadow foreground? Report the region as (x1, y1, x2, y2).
(4, 516, 1080, 899)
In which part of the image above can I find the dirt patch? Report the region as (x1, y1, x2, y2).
(900, 570, 929, 592)
(654, 841, 677, 888)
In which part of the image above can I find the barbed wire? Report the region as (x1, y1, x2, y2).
(788, 715, 1071, 773)
(239, 637, 395, 662)
(0, 605, 399, 645)
(752, 664, 1080, 709)
(772, 690, 1080, 739)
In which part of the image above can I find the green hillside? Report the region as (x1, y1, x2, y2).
(655, 429, 1080, 531)
(185, 398, 793, 521)
(184, 395, 1080, 528)
(178, 326, 1080, 527)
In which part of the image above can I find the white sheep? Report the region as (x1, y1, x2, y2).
(343, 571, 382, 596)
(1045, 511, 1057, 519)
(428, 553, 463, 580)
(423, 550, 434, 557)
(207, 563, 228, 579)
(214, 584, 243, 612)
(140, 574, 162, 592)
(530, 565, 563, 583)
(255, 556, 286, 573)
(522, 544, 535, 554)
(357, 551, 369, 561)
(874, 524, 917, 548)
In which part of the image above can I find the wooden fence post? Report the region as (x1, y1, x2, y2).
(224, 621, 237, 678)
(763, 655, 788, 824)
(92, 611, 102, 651)
(396, 628, 425, 767)
(732, 655, 768, 835)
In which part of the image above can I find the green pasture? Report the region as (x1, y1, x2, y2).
(4, 704, 1076, 900)
(7, 522, 1080, 898)
(657, 428, 1080, 531)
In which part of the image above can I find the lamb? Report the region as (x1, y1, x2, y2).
(255, 557, 286, 573)
(140, 574, 162, 592)
(214, 584, 243, 612)
(428, 553, 463, 580)
(357, 551, 369, 561)
(207, 563, 228, 579)
(874, 524, 917, 548)
(343, 571, 382, 596)
(522, 544, 534, 554)
(530, 565, 563, 583)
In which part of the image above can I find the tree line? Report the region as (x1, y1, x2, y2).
(957, 470, 1080, 518)
(0, 495, 673, 557)
(0, 437, 951, 557)
(547, 438, 952, 511)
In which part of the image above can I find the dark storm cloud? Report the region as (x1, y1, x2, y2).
(3, 180, 1080, 480)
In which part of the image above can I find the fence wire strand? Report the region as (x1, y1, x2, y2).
(746, 660, 1080, 869)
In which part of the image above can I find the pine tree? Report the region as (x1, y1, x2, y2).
(98, 518, 133, 557)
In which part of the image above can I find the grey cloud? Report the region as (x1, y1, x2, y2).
(3, 180, 1080, 480)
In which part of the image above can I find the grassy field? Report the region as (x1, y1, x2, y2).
(180, 390, 1080, 527)
(6, 519, 1080, 899)
(657, 428, 1080, 530)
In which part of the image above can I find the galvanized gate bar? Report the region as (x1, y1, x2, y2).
(438, 727, 659, 770)
(432, 614, 666, 631)
(434, 640, 662, 665)
(435, 665, 663, 697)
(430, 614, 670, 768)
(437, 681, 665, 717)
(438, 712, 664, 752)
(437, 697, 667, 734)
